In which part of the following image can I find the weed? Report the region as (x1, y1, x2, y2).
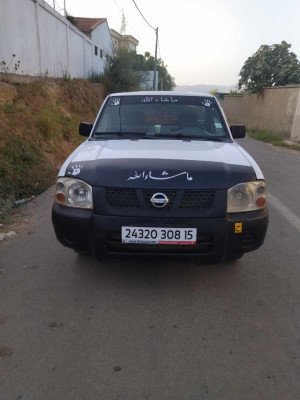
(3, 104, 16, 114)
(13, 82, 28, 87)
(0, 77, 104, 221)
(89, 71, 104, 83)
(58, 113, 75, 140)
(273, 141, 300, 151)
(248, 128, 300, 151)
(36, 113, 54, 139)
(0, 135, 46, 205)
(61, 65, 71, 82)
(0, 54, 21, 73)
(0, 198, 13, 223)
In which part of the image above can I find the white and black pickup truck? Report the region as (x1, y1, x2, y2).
(52, 91, 268, 263)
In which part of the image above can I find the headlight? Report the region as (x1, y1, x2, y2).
(227, 181, 267, 213)
(55, 177, 93, 209)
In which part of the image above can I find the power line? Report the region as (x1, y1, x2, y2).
(131, 0, 156, 31)
(111, 0, 154, 51)
(116, 0, 159, 91)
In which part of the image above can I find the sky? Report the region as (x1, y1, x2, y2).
(48, 0, 300, 87)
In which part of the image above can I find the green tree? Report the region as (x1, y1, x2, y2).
(94, 48, 176, 94)
(238, 41, 300, 93)
(99, 48, 142, 95)
(133, 52, 176, 91)
(209, 88, 218, 96)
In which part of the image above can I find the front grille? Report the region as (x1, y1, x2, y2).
(105, 188, 139, 208)
(180, 190, 214, 209)
(104, 188, 215, 210)
(143, 189, 177, 209)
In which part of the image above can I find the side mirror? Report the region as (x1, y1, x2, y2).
(230, 124, 246, 139)
(79, 122, 93, 137)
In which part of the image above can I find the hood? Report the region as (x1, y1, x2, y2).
(60, 139, 258, 189)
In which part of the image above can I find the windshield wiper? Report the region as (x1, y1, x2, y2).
(199, 136, 228, 142)
(92, 131, 155, 139)
(153, 133, 228, 141)
(94, 131, 147, 136)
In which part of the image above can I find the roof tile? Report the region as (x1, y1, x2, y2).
(73, 17, 106, 33)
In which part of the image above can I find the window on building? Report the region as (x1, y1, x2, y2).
(95, 46, 98, 56)
(100, 50, 103, 59)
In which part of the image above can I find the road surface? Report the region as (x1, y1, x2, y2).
(1, 136, 300, 400)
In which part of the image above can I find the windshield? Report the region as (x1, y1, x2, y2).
(93, 94, 230, 140)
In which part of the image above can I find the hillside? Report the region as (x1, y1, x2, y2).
(0, 75, 104, 221)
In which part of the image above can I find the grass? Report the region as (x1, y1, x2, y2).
(0, 77, 104, 222)
(248, 128, 300, 151)
(89, 71, 104, 83)
(0, 134, 46, 199)
(0, 198, 13, 222)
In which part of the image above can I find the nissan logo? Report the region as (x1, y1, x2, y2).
(150, 192, 169, 208)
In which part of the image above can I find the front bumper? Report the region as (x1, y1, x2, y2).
(52, 204, 269, 263)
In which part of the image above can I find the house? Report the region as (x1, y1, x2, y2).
(110, 29, 139, 52)
(73, 17, 114, 70)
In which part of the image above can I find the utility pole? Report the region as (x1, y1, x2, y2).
(153, 27, 158, 91)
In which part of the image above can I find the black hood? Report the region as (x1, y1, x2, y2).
(65, 158, 256, 189)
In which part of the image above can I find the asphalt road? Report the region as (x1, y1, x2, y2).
(1, 136, 300, 400)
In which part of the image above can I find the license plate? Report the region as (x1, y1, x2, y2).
(122, 227, 197, 245)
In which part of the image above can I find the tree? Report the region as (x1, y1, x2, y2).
(132, 52, 175, 90)
(238, 41, 300, 93)
(94, 48, 176, 95)
(99, 48, 142, 95)
(209, 88, 218, 96)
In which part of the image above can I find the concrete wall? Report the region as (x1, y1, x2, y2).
(0, 0, 112, 79)
(223, 86, 300, 141)
(291, 89, 300, 141)
(90, 21, 114, 75)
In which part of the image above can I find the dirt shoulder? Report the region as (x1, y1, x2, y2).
(0, 186, 55, 248)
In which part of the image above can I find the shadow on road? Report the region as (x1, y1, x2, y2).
(70, 252, 243, 295)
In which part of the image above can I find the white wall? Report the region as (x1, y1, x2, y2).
(0, 0, 40, 75)
(91, 21, 114, 75)
(0, 0, 112, 78)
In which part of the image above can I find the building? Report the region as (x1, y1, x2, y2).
(110, 29, 139, 52)
(73, 17, 114, 67)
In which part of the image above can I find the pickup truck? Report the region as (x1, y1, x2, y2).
(52, 91, 268, 263)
